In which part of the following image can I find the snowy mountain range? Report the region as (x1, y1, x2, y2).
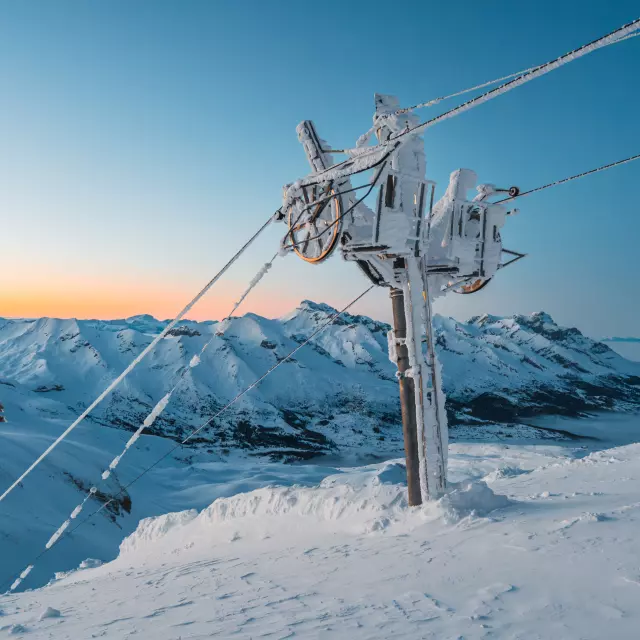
(1, 302, 639, 594)
(1, 302, 639, 459)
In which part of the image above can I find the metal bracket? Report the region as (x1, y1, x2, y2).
(499, 248, 527, 269)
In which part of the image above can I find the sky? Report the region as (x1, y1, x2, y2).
(0, 1, 638, 338)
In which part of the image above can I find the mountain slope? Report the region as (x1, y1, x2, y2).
(0, 304, 638, 459)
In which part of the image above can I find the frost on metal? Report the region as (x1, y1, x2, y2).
(234, 260, 274, 309)
(275, 91, 523, 502)
(426, 168, 508, 299)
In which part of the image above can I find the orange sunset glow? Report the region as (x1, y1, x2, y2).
(0, 278, 300, 322)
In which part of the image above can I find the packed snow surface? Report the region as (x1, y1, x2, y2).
(2, 430, 640, 638)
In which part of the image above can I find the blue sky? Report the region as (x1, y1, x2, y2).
(0, 1, 638, 337)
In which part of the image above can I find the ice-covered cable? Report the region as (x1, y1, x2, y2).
(228, 256, 277, 321)
(611, 30, 640, 44)
(307, 19, 639, 186)
(494, 153, 640, 204)
(10, 566, 33, 592)
(293, 143, 398, 191)
(101, 392, 173, 481)
(323, 30, 639, 158)
(393, 18, 640, 141)
(7, 255, 281, 590)
(382, 29, 638, 119)
(0, 215, 275, 506)
(4, 284, 373, 593)
(392, 67, 539, 116)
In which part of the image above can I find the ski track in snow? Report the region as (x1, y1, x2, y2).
(2, 437, 640, 638)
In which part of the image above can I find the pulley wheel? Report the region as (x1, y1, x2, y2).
(287, 183, 342, 264)
(451, 278, 492, 294)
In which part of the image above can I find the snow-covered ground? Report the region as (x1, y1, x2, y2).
(2, 413, 639, 638)
(2, 303, 639, 637)
(0, 395, 345, 594)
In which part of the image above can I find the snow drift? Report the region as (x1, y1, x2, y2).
(119, 461, 511, 560)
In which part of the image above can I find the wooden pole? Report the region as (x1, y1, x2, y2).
(389, 287, 422, 506)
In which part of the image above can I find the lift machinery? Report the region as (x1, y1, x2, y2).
(278, 94, 524, 504)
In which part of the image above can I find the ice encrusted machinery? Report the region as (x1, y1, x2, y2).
(276, 94, 524, 504)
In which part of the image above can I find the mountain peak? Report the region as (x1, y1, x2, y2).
(468, 313, 501, 327)
(528, 311, 556, 325)
(298, 300, 338, 314)
(125, 314, 160, 323)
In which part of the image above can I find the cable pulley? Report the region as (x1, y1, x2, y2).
(451, 278, 493, 295)
(286, 182, 342, 263)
